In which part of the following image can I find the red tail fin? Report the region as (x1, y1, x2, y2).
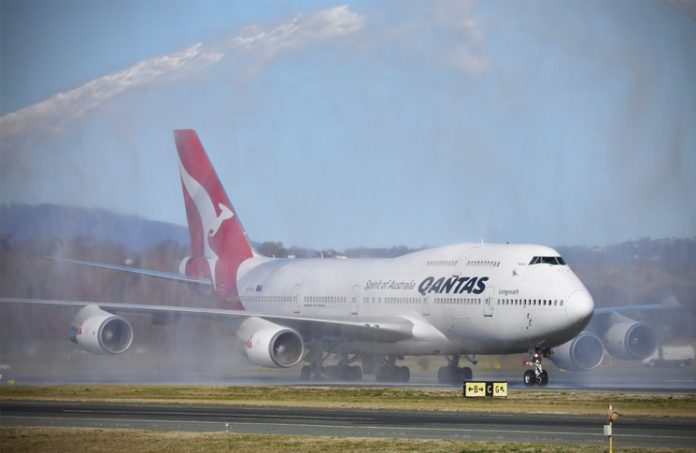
(174, 129, 253, 307)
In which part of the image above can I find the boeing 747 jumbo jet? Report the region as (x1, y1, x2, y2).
(1, 130, 662, 385)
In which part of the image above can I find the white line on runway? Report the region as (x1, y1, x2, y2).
(5, 415, 696, 441)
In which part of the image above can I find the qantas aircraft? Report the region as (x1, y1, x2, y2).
(1, 130, 663, 386)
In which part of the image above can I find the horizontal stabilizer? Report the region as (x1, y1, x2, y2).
(52, 257, 211, 286)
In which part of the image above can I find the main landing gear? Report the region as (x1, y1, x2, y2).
(374, 355, 410, 383)
(300, 363, 362, 381)
(437, 355, 473, 385)
(300, 346, 362, 382)
(523, 345, 550, 386)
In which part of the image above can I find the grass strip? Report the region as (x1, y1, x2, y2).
(2, 385, 696, 417)
(2, 427, 692, 453)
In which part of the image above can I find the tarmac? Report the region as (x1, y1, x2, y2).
(2, 400, 695, 449)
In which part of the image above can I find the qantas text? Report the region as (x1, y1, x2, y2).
(418, 276, 489, 295)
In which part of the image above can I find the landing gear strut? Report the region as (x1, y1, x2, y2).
(375, 355, 410, 383)
(299, 341, 363, 382)
(524, 345, 550, 386)
(437, 355, 473, 385)
(300, 342, 325, 381)
(325, 353, 362, 381)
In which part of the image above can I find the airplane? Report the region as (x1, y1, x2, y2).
(0, 129, 663, 386)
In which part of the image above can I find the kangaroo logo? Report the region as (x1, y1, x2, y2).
(208, 203, 234, 237)
(179, 159, 234, 287)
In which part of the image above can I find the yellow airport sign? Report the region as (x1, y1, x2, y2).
(464, 381, 487, 397)
(463, 381, 507, 397)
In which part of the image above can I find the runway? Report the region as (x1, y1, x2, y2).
(2, 400, 695, 449)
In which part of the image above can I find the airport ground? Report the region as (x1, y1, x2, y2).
(1, 385, 695, 451)
(1, 397, 696, 451)
(2, 346, 695, 451)
(3, 426, 690, 453)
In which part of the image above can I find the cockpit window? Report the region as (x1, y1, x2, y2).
(529, 256, 566, 265)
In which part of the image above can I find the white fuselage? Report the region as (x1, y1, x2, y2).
(237, 243, 594, 356)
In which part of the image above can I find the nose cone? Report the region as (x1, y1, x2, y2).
(565, 290, 595, 327)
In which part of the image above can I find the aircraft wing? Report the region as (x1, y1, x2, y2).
(592, 299, 681, 316)
(0, 297, 414, 343)
(54, 258, 212, 287)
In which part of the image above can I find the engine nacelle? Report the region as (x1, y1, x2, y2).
(179, 256, 213, 295)
(179, 256, 211, 279)
(237, 317, 304, 368)
(550, 331, 605, 370)
(70, 305, 133, 354)
(179, 256, 193, 276)
(604, 315, 657, 360)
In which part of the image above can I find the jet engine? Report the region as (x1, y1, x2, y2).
(238, 317, 304, 368)
(70, 305, 133, 354)
(179, 256, 213, 295)
(178, 256, 210, 279)
(179, 256, 193, 276)
(550, 331, 605, 370)
(603, 314, 657, 360)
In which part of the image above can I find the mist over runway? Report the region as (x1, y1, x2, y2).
(3, 350, 695, 392)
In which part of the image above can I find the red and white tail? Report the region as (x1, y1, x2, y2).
(174, 129, 253, 307)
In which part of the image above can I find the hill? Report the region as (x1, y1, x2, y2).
(0, 204, 189, 251)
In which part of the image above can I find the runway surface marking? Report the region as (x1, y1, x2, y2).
(4, 400, 695, 448)
(6, 415, 695, 442)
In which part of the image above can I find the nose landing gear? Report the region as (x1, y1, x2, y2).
(524, 345, 550, 386)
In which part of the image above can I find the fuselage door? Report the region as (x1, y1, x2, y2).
(293, 283, 303, 314)
(422, 294, 431, 316)
(525, 299, 532, 330)
(484, 287, 494, 317)
(351, 285, 361, 316)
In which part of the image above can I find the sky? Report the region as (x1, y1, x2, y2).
(1, 0, 695, 250)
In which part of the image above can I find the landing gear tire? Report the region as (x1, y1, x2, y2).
(376, 366, 389, 382)
(324, 365, 337, 380)
(460, 366, 473, 381)
(397, 366, 410, 383)
(437, 366, 449, 384)
(324, 365, 363, 381)
(349, 365, 363, 381)
(437, 366, 472, 385)
(375, 365, 410, 383)
(523, 369, 536, 387)
(300, 365, 324, 381)
(524, 344, 551, 387)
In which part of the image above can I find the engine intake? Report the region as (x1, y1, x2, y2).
(550, 331, 605, 370)
(604, 317, 657, 360)
(238, 317, 304, 368)
(71, 305, 133, 354)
